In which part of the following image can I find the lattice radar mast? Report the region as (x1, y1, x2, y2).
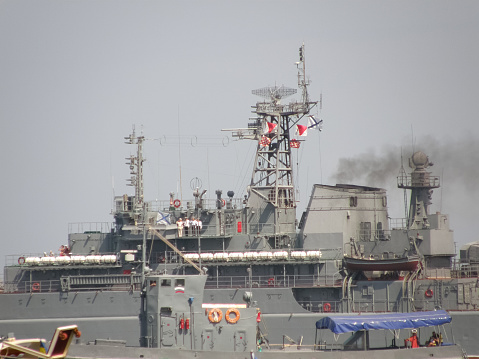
(227, 44, 318, 236)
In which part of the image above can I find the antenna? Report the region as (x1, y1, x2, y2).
(178, 105, 183, 202)
(124, 125, 146, 216)
(297, 43, 310, 105)
(410, 124, 415, 154)
(399, 148, 409, 225)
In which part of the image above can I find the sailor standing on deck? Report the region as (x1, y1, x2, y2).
(197, 218, 202, 235)
(405, 329, 419, 348)
(184, 218, 190, 237)
(191, 218, 198, 236)
(176, 218, 184, 238)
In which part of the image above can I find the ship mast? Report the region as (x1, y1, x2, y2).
(397, 151, 440, 230)
(124, 126, 146, 219)
(227, 44, 317, 239)
(248, 44, 316, 209)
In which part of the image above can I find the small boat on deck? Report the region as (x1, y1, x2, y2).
(343, 254, 421, 272)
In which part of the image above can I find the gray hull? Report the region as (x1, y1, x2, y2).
(1, 289, 478, 356)
(67, 342, 465, 359)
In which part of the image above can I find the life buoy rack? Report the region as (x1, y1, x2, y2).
(425, 289, 433, 298)
(268, 278, 275, 287)
(221, 198, 226, 207)
(58, 331, 68, 341)
(173, 199, 181, 208)
(18, 257, 25, 265)
(225, 308, 240, 324)
(32, 282, 40, 292)
(323, 302, 331, 312)
(208, 308, 223, 323)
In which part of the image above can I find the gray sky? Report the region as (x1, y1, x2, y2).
(1, 0, 478, 271)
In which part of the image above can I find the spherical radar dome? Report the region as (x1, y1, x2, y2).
(411, 151, 429, 168)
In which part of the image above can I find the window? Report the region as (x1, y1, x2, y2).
(359, 222, 371, 241)
(350, 196, 358, 207)
(161, 279, 171, 287)
(160, 307, 172, 315)
(376, 222, 385, 241)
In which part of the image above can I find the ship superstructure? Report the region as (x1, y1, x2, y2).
(2, 45, 479, 356)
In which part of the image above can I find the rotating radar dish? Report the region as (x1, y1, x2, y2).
(252, 85, 297, 102)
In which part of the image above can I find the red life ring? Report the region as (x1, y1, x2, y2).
(323, 303, 331, 312)
(425, 289, 433, 298)
(268, 278, 275, 287)
(32, 282, 40, 292)
(18, 257, 25, 265)
(221, 198, 226, 207)
(173, 199, 181, 208)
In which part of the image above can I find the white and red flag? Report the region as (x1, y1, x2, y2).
(296, 124, 308, 137)
(263, 121, 277, 134)
(259, 136, 271, 147)
(290, 139, 300, 148)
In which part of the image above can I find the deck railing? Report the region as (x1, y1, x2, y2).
(3, 275, 142, 294)
(204, 273, 343, 290)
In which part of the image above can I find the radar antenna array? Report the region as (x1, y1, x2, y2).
(252, 85, 297, 103)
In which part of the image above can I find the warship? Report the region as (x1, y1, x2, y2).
(1, 45, 478, 356)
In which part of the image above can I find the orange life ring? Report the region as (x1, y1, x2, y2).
(425, 289, 433, 298)
(32, 282, 40, 292)
(221, 198, 226, 207)
(58, 331, 68, 341)
(18, 257, 25, 265)
(173, 199, 181, 208)
(268, 278, 275, 287)
(225, 308, 240, 324)
(323, 302, 331, 312)
(208, 308, 223, 323)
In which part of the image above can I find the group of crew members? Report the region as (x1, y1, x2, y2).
(404, 329, 442, 348)
(59, 245, 71, 256)
(176, 217, 202, 237)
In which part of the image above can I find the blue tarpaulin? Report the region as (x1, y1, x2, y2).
(316, 310, 451, 334)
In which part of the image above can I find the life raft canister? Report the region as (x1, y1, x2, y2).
(208, 308, 223, 323)
(225, 308, 240, 324)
